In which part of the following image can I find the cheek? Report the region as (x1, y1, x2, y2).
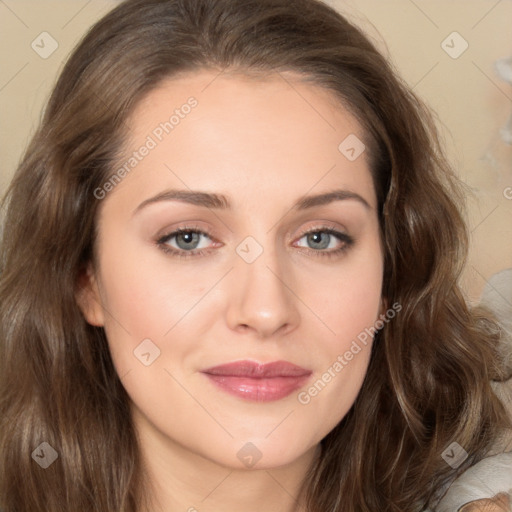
(306, 246, 384, 345)
(295, 249, 383, 434)
(98, 230, 210, 330)
(94, 239, 194, 375)
(98, 221, 384, 367)
(296, 320, 375, 443)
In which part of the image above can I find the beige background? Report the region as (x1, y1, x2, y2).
(1, 0, 511, 303)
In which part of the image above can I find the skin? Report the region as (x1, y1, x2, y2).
(459, 493, 511, 511)
(78, 69, 385, 512)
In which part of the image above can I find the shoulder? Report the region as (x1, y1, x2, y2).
(432, 451, 512, 512)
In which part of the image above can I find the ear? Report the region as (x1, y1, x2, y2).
(75, 262, 105, 327)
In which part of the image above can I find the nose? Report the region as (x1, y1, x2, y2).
(225, 246, 301, 339)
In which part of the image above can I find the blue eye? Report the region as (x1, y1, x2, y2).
(294, 228, 354, 259)
(156, 226, 354, 260)
(169, 230, 208, 251)
(157, 227, 215, 259)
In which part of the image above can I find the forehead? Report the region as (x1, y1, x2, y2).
(109, 69, 376, 211)
(129, 68, 364, 144)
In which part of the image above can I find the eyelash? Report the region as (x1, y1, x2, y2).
(156, 225, 354, 260)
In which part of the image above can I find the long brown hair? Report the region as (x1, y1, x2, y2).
(0, 1, 510, 510)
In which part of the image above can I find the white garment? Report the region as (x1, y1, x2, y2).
(433, 452, 512, 512)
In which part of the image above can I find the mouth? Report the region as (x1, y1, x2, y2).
(201, 360, 312, 402)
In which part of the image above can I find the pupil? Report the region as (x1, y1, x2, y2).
(308, 232, 329, 250)
(178, 231, 198, 249)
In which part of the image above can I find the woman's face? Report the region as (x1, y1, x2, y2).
(79, 69, 385, 470)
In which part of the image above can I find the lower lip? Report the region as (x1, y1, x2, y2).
(203, 374, 311, 402)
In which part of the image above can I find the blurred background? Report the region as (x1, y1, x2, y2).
(0, 0, 511, 304)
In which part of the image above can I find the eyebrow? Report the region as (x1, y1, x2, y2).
(133, 188, 371, 216)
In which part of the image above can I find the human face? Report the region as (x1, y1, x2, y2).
(79, 69, 384, 470)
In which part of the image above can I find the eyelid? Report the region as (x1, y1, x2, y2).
(155, 221, 216, 241)
(156, 225, 220, 248)
(292, 226, 354, 257)
(289, 220, 347, 240)
(156, 222, 354, 259)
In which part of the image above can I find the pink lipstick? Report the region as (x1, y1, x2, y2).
(201, 360, 312, 402)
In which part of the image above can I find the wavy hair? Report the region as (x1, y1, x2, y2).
(0, 0, 510, 510)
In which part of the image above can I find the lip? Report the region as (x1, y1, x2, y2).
(201, 360, 312, 402)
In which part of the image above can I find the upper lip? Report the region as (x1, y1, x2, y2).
(201, 360, 312, 378)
